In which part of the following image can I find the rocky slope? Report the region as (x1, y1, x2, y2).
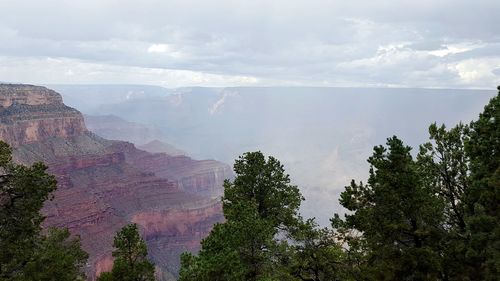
(83, 114, 187, 156)
(0, 84, 231, 280)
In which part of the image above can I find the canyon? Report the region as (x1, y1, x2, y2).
(53, 85, 496, 225)
(83, 114, 187, 156)
(0, 84, 232, 280)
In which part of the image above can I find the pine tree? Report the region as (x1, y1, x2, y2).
(23, 228, 88, 281)
(97, 224, 155, 281)
(287, 219, 346, 281)
(336, 137, 445, 280)
(333, 87, 500, 280)
(462, 89, 499, 280)
(180, 151, 346, 281)
(417, 123, 470, 279)
(179, 151, 304, 281)
(0, 141, 88, 280)
(417, 88, 500, 279)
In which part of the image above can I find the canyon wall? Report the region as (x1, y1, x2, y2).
(0, 84, 84, 147)
(0, 84, 63, 106)
(0, 84, 231, 280)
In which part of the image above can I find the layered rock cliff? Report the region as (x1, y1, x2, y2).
(0, 84, 86, 147)
(0, 84, 231, 280)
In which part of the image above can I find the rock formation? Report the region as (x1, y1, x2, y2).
(84, 114, 187, 156)
(0, 84, 231, 280)
(84, 114, 164, 146)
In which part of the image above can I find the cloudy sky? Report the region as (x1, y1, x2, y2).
(1, 0, 499, 88)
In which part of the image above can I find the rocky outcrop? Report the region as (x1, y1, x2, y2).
(0, 84, 63, 106)
(118, 144, 231, 197)
(0, 84, 231, 280)
(0, 85, 87, 147)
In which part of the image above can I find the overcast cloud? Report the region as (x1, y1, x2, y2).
(1, 0, 499, 88)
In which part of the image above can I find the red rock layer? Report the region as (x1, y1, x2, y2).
(0, 84, 231, 280)
(0, 84, 63, 107)
(0, 85, 87, 147)
(110, 142, 232, 197)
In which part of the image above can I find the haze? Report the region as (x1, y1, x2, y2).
(51, 85, 495, 224)
(1, 1, 499, 224)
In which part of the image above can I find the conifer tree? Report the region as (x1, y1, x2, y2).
(180, 151, 346, 281)
(97, 224, 155, 281)
(0, 141, 88, 281)
(462, 88, 499, 280)
(335, 137, 445, 280)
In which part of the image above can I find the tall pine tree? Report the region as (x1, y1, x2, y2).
(462, 88, 499, 280)
(180, 151, 346, 281)
(335, 137, 445, 280)
(97, 224, 155, 281)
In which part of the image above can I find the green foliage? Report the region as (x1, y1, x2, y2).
(223, 152, 303, 227)
(0, 88, 496, 280)
(183, 88, 499, 280)
(180, 151, 345, 281)
(418, 122, 469, 233)
(415, 90, 500, 280)
(97, 272, 114, 281)
(417, 122, 471, 279)
(287, 219, 347, 281)
(98, 223, 155, 281)
(180, 152, 301, 281)
(337, 136, 445, 280)
(179, 223, 248, 281)
(0, 141, 88, 281)
(333, 87, 500, 280)
(462, 90, 500, 280)
(23, 228, 88, 281)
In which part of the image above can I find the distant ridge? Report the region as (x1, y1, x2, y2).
(138, 139, 187, 156)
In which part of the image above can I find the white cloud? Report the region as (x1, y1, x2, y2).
(0, 0, 499, 88)
(449, 58, 500, 85)
(147, 44, 170, 53)
(428, 42, 484, 57)
(0, 56, 268, 87)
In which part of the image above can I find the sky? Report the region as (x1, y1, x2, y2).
(0, 0, 499, 88)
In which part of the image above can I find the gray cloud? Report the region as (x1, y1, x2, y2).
(0, 0, 499, 88)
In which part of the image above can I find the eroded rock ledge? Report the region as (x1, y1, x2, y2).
(0, 84, 231, 280)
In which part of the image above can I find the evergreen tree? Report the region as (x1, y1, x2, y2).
(416, 88, 500, 280)
(417, 123, 470, 280)
(180, 151, 304, 281)
(0, 141, 88, 281)
(97, 223, 155, 281)
(181, 87, 499, 281)
(335, 137, 445, 280)
(287, 219, 346, 281)
(333, 87, 500, 280)
(23, 228, 88, 281)
(180, 151, 345, 281)
(462, 89, 499, 280)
